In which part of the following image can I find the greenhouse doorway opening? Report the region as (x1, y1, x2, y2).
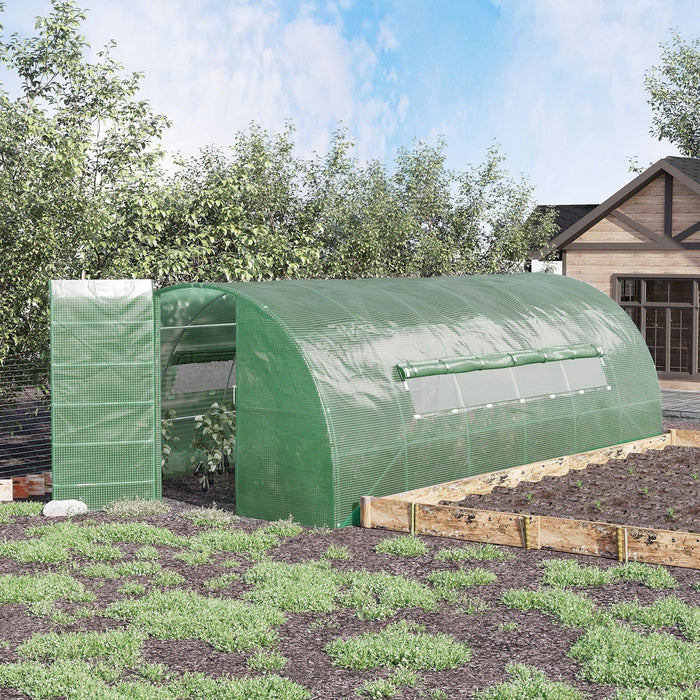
(159, 286, 238, 479)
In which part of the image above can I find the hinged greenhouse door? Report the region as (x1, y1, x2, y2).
(50, 280, 161, 509)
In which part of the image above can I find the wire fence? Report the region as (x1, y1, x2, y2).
(0, 359, 51, 478)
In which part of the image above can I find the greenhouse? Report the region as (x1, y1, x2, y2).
(50, 274, 662, 527)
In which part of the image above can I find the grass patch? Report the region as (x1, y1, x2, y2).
(612, 688, 700, 699)
(321, 544, 350, 560)
(181, 504, 239, 528)
(188, 527, 282, 559)
(245, 560, 340, 613)
(569, 625, 700, 688)
(117, 581, 146, 596)
(18, 629, 145, 667)
(435, 543, 514, 562)
(82, 561, 162, 578)
(104, 588, 285, 652)
(501, 588, 611, 628)
(246, 649, 287, 671)
(0, 572, 95, 606)
(427, 568, 497, 595)
(610, 596, 700, 642)
(541, 559, 677, 590)
(0, 501, 43, 523)
(325, 620, 471, 671)
(259, 517, 304, 539)
(134, 546, 160, 560)
(203, 572, 240, 590)
(456, 597, 491, 616)
(103, 497, 171, 518)
(174, 549, 212, 565)
(374, 535, 429, 557)
(474, 663, 585, 699)
(0, 661, 310, 699)
(341, 570, 439, 620)
(152, 570, 186, 587)
(355, 667, 422, 698)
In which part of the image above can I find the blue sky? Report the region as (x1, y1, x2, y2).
(3, 0, 700, 205)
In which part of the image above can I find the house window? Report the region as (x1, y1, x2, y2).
(616, 276, 698, 377)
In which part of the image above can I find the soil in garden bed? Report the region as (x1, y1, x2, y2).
(440, 444, 700, 532)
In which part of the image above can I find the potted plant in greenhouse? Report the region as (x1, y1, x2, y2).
(190, 401, 236, 491)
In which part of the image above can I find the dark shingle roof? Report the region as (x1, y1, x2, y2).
(666, 156, 700, 186)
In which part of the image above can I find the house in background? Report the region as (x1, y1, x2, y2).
(535, 156, 700, 388)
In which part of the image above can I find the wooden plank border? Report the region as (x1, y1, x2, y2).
(361, 430, 700, 570)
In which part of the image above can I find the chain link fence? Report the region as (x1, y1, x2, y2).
(0, 359, 51, 478)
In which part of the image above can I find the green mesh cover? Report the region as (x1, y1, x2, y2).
(157, 274, 662, 528)
(50, 280, 161, 509)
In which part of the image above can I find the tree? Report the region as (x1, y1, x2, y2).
(0, 0, 169, 362)
(645, 31, 700, 158)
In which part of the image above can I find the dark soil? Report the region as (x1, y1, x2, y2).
(1, 427, 700, 699)
(440, 444, 700, 533)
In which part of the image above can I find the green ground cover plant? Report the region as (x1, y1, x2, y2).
(501, 588, 612, 627)
(474, 664, 585, 699)
(610, 596, 700, 641)
(103, 498, 172, 518)
(0, 502, 44, 523)
(434, 543, 514, 562)
(104, 588, 286, 652)
(181, 504, 240, 527)
(374, 535, 429, 557)
(541, 558, 678, 590)
(568, 625, 700, 688)
(324, 620, 471, 671)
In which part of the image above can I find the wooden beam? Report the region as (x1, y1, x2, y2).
(362, 430, 700, 570)
(665, 172, 673, 238)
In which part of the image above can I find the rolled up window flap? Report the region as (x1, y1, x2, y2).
(396, 343, 603, 380)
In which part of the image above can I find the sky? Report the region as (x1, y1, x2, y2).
(2, 0, 700, 205)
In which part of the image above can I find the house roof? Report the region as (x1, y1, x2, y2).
(547, 156, 700, 252)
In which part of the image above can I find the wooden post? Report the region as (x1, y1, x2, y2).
(360, 496, 373, 528)
(12, 477, 29, 499)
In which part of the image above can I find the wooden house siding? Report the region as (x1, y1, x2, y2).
(672, 180, 700, 236)
(616, 174, 666, 236)
(564, 250, 700, 297)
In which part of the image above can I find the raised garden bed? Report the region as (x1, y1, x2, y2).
(361, 430, 700, 570)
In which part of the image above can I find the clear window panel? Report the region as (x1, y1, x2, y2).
(669, 308, 691, 373)
(456, 367, 518, 406)
(514, 361, 568, 397)
(407, 375, 461, 414)
(563, 357, 607, 391)
(644, 308, 666, 372)
(622, 306, 641, 328)
(646, 279, 692, 303)
(620, 279, 640, 303)
(172, 360, 236, 395)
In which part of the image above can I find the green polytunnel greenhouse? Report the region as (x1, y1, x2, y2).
(50, 273, 662, 527)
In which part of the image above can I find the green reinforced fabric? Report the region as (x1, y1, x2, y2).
(50, 280, 161, 509)
(156, 274, 661, 528)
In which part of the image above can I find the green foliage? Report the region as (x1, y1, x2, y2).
(501, 588, 612, 628)
(610, 596, 700, 642)
(541, 558, 678, 590)
(340, 570, 439, 620)
(324, 620, 471, 671)
(259, 517, 303, 538)
(456, 597, 491, 616)
(434, 543, 514, 562)
(0, 0, 169, 361)
(151, 569, 186, 587)
(104, 497, 171, 518)
(190, 401, 235, 490)
(568, 625, 700, 688)
(0, 572, 94, 606)
(188, 525, 282, 558)
(181, 504, 239, 528)
(0, 1, 553, 362)
(612, 688, 700, 700)
(202, 572, 240, 590)
(645, 31, 700, 157)
(18, 629, 144, 668)
(321, 544, 350, 560)
(117, 581, 146, 596)
(427, 567, 497, 596)
(355, 667, 422, 698)
(246, 650, 287, 672)
(134, 545, 160, 560)
(0, 501, 43, 523)
(160, 409, 178, 470)
(474, 663, 585, 700)
(82, 561, 161, 578)
(103, 588, 285, 652)
(374, 535, 429, 557)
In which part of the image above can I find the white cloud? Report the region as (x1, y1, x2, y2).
(486, 0, 694, 203)
(79, 0, 405, 163)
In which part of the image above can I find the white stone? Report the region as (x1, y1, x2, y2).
(42, 499, 88, 517)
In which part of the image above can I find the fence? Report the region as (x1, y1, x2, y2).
(0, 359, 51, 479)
